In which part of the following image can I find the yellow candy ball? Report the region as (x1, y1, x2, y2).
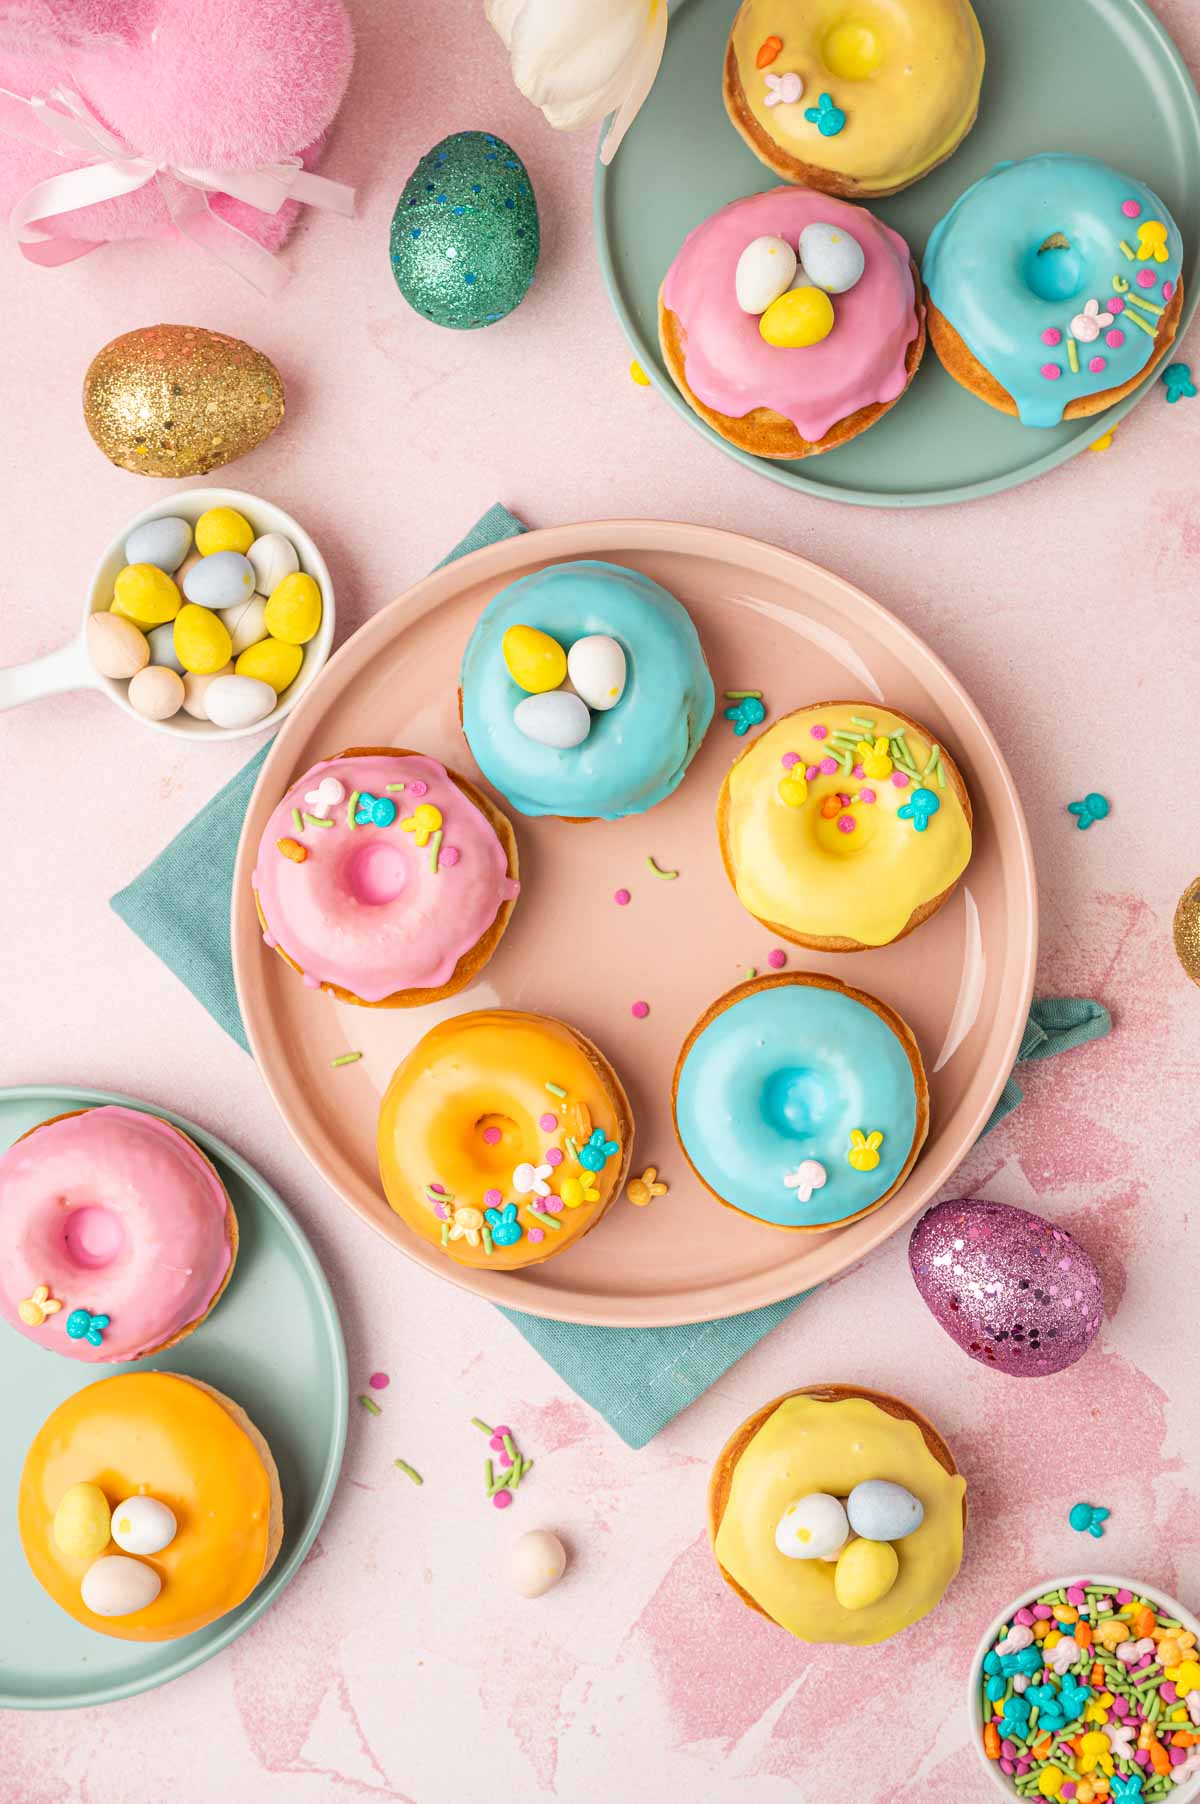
(263, 572, 323, 646)
(502, 624, 567, 694)
(760, 286, 836, 349)
(173, 602, 233, 675)
(1037, 1768, 1064, 1799)
(52, 1481, 111, 1560)
(195, 506, 254, 557)
(832, 1536, 898, 1611)
(111, 563, 181, 629)
(236, 636, 303, 693)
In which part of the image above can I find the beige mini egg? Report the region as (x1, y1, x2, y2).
(128, 664, 185, 721)
(81, 1553, 161, 1617)
(87, 611, 149, 680)
(508, 1529, 567, 1598)
(220, 596, 269, 656)
(111, 1495, 177, 1556)
(248, 532, 299, 596)
(52, 1482, 111, 1560)
(204, 673, 276, 729)
(181, 662, 234, 720)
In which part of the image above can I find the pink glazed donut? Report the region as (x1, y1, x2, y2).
(252, 746, 521, 1006)
(659, 187, 925, 458)
(0, 1106, 237, 1363)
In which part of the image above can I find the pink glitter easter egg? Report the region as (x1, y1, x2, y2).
(908, 1198, 1103, 1377)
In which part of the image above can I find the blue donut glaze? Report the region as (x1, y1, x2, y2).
(924, 154, 1183, 428)
(675, 982, 919, 1229)
(460, 560, 714, 819)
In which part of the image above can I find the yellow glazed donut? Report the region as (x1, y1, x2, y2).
(708, 1385, 966, 1645)
(19, 1372, 283, 1642)
(724, 0, 984, 198)
(378, 1010, 633, 1271)
(718, 701, 972, 951)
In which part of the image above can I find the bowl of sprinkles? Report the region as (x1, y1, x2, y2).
(971, 1575, 1200, 1802)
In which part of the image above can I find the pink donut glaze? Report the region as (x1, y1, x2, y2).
(0, 1106, 232, 1363)
(253, 753, 519, 1002)
(662, 188, 920, 443)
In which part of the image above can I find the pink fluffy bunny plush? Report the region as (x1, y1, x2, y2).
(0, 0, 354, 255)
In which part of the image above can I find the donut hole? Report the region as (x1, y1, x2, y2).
(814, 800, 877, 856)
(344, 840, 408, 907)
(1023, 235, 1085, 304)
(762, 1067, 831, 1141)
(61, 1204, 127, 1270)
(473, 1113, 521, 1171)
(820, 18, 886, 80)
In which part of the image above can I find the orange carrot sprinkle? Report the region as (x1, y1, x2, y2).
(276, 837, 307, 863)
(983, 1722, 1001, 1759)
(756, 35, 783, 67)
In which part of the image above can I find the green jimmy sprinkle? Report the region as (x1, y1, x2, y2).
(394, 1460, 423, 1485)
(358, 1395, 381, 1417)
(331, 1051, 362, 1068)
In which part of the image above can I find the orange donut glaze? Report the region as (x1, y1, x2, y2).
(19, 1372, 273, 1642)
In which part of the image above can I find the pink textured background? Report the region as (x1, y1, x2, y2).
(2, 0, 1200, 1794)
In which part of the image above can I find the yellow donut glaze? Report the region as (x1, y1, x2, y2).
(714, 1395, 965, 1644)
(19, 1372, 273, 1642)
(378, 1011, 629, 1271)
(731, 0, 984, 191)
(724, 703, 971, 945)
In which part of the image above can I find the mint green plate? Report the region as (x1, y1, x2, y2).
(0, 1086, 348, 1710)
(595, 0, 1200, 505)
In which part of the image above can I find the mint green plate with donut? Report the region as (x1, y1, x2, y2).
(0, 1085, 347, 1710)
(595, 0, 1200, 505)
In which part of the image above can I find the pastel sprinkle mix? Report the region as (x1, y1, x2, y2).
(809, 725, 828, 740)
(369, 1372, 390, 1390)
(768, 948, 787, 969)
(539, 1113, 558, 1132)
(647, 856, 678, 880)
(614, 887, 631, 905)
(393, 1460, 423, 1485)
(358, 1394, 381, 1416)
(545, 1081, 567, 1098)
(1068, 1501, 1110, 1537)
(331, 1051, 363, 1067)
(631, 1000, 649, 1018)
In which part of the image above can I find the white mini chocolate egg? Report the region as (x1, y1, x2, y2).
(774, 1492, 850, 1561)
(220, 595, 269, 656)
(111, 1495, 177, 1556)
(87, 611, 149, 680)
(146, 622, 184, 673)
(203, 673, 276, 730)
(125, 515, 193, 573)
(247, 531, 299, 597)
(833, 1536, 899, 1610)
(508, 1528, 567, 1598)
(183, 550, 256, 610)
(735, 234, 798, 313)
(181, 662, 234, 719)
(53, 1482, 111, 1560)
(846, 1479, 924, 1543)
(798, 222, 866, 294)
(128, 664, 184, 721)
(566, 634, 626, 711)
(81, 1553, 162, 1617)
(513, 690, 591, 750)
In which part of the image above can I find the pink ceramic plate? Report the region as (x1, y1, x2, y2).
(231, 522, 1037, 1327)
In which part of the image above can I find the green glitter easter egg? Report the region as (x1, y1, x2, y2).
(389, 131, 539, 330)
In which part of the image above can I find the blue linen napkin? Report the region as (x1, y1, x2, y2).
(112, 505, 1112, 1447)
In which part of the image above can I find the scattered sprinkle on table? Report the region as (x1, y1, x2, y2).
(744, 967, 757, 980)
(629, 358, 650, 386)
(614, 887, 631, 906)
(369, 1371, 390, 1391)
(358, 1394, 381, 1416)
(1068, 792, 1111, 831)
(1089, 426, 1118, 452)
(767, 948, 787, 969)
(472, 1417, 535, 1509)
(631, 1000, 649, 1019)
(646, 856, 678, 880)
(1068, 1502, 1110, 1538)
(393, 1459, 423, 1486)
(627, 1165, 668, 1206)
(1162, 360, 1197, 402)
(331, 1051, 363, 1068)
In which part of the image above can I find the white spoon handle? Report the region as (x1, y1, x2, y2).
(0, 634, 99, 713)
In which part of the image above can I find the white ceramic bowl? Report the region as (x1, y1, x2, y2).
(969, 1572, 1200, 1802)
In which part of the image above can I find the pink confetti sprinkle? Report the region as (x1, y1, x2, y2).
(369, 1372, 390, 1390)
(1110, 296, 1125, 313)
(1088, 356, 1106, 374)
(1136, 268, 1155, 288)
(631, 1000, 649, 1018)
(529, 1199, 545, 1213)
(1033, 1605, 1054, 1619)
(1164, 280, 1175, 301)
(482, 1126, 501, 1145)
(891, 771, 910, 788)
(859, 788, 876, 803)
(484, 1188, 502, 1207)
(767, 949, 786, 969)
(429, 1181, 448, 1195)
(1066, 1584, 1085, 1606)
(407, 779, 428, 796)
(545, 1147, 564, 1167)
(1015, 1608, 1035, 1626)
(1122, 198, 1141, 217)
(498, 1449, 513, 1468)
(809, 724, 828, 740)
(527, 1227, 545, 1243)
(852, 763, 864, 778)
(493, 1424, 512, 1439)
(1117, 1589, 1134, 1605)
(819, 756, 838, 776)
(1042, 327, 1063, 346)
(805, 765, 819, 780)
(433, 1201, 449, 1220)
(837, 815, 856, 834)
(613, 888, 631, 906)
(539, 1113, 558, 1132)
(1041, 362, 1062, 381)
(545, 1197, 563, 1215)
(440, 845, 460, 867)
(781, 751, 802, 768)
(492, 1489, 512, 1510)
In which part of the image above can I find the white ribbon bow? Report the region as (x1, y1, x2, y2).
(0, 84, 354, 294)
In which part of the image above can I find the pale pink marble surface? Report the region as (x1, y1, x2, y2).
(2, 0, 1200, 1796)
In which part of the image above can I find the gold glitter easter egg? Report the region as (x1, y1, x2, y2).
(83, 325, 285, 477)
(1174, 876, 1200, 986)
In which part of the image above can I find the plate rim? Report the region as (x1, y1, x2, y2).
(231, 517, 1039, 1327)
(592, 0, 1200, 508)
(0, 1081, 349, 1712)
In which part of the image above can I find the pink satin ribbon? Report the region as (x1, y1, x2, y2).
(0, 85, 355, 293)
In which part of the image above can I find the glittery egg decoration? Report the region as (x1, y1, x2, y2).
(83, 326, 285, 476)
(1174, 876, 1200, 986)
(908, 1197, 1103, 1377)
(389, 132, 539, 330)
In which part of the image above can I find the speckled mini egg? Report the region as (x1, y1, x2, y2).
(111, 1495, 177, 1557)
(52, 1482, 111, 1560)
(128, 664, 184, 720)
(220, 596, 269, 656)
(774, 1492, 850, 1561)
(81, 1554, 161, 1617)
(514, 689, 591, 749)
(389, 131, 539, 330)
(735, 234, 798, 313)
(798, 222, 866, 294)
(247, 532, 298, 597)
(146, 622, 184, 673)
(181, 664, 233, 719)
(203, 673, 276, 729)
(833, 1536, 898, 1610)
(87, 611, 149, 680)
(567, 634, 626, 711)
(183, 551, 256, 611)
(909, 1197, 1104, 1377)
(846, 1480, 923, 1543)
(508, 1529, 567, 1598)
(124, 516, 192, 573)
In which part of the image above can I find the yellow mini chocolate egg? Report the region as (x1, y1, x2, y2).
(502, 624, 567, 694)
(173, 603, 233, 675)
(263, 572, 322, 646)
(111, 564, 181, 630)
(760, 287, 836, 349)
(194, 507, 254, 557)
(235, 636, 303, 693)
(82, 325, 285, 477)
(833, 1536, 899, 1611)
(52, 1482, 111, 1560)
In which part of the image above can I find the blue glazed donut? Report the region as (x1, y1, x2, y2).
(673, 975, 928, 1230)
(924, 153, 1183, 428)
(460, 560, 714, 820)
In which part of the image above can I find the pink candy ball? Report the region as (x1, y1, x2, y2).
(493, 1490, 512, 1510)
(819, 757, 838, 775)
(781, 751, 802, 768)
(539, 1113, 558, 1132)
(1041, 363, 1062, 381)
(1042, 327, 1063, 346)
(1122, 198, 1142, 217)
(1137, 268, 1156, 288)
(631, 1000, 649, 1018)
(809, 724, 828, 740)
(1107, 329, 1125, 347)
(482, 1126, 501, 1145)
(546, 1147, 564, 1167)
(891, 771, 910, 788)
(1089, 356, 1106, 374)
(768, 949, 786, 969)
(484, 1188, 502, 1207)
(614, 888, 630, 906)
(441, 846, 460, 867)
